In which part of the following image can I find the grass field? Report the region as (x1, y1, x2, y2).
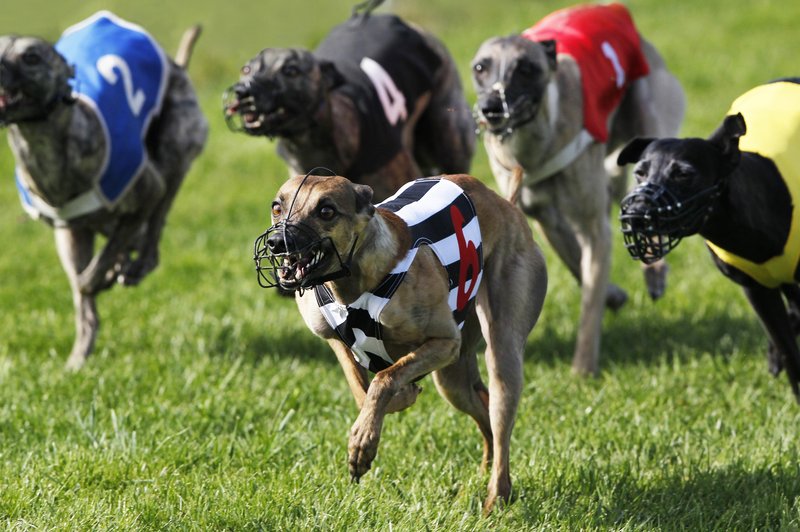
(3, 0, 800, 529)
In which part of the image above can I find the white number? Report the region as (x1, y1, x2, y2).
(601, 41, 626, 88)
(359, 57, 407, 125)
(96, 54, 146, 116)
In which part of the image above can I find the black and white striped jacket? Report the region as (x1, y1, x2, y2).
(314, 178, 483, 373)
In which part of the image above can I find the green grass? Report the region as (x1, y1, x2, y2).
(2, 0, 800, 529)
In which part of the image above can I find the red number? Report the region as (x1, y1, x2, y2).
(450, 205, 480, 310)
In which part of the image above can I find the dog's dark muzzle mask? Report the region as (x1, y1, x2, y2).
(254, 219, 355, 293)
(619, 181, 722, 264)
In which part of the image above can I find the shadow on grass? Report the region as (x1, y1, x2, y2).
(527, 308, 765, 370)
(516, 462, 800, 528)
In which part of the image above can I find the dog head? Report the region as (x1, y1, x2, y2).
(617, 113, 746, 263)
(470, 35, 557, 136)
(223, 47, 344, 138)
(254, 173, 375, 292)
(0, 35, 75, 126)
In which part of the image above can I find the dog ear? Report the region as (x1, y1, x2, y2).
(617, 137, 655, 166)
(353, 183, 375, 216)
(320, 60, 345, 91)
(709, 113, 746, 169)
(539, 39, 557, 71)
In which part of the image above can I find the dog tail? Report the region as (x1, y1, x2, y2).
(174, 25, 202, 69)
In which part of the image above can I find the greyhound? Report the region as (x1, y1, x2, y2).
(223, 12, 474, 201)
(618, 79, 800, 401)
(0, 11, 208, 369)
(470, 3, 685, 375)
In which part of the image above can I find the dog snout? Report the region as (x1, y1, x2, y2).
(266, 230, 288, 255)
(479, 94, 505, 118)
(0, 58, 16, 88)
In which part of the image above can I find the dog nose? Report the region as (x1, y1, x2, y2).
(479, 95, 505, 117)
(266, 231, 288, 254)
(233, 82, 251, 99)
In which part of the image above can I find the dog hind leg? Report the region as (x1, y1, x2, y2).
(475, 238, 546, 513)
(744, 284, 800, 401)
(410, 33, 475, 174)
(55, 227, 99, 370)
(432, 312, 493, 470)
(767, 284, 800, 375)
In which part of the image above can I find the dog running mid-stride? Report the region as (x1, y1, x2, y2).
(470, 3, 685, 376)
(224, 12, 475, 201)
(618, 79, 800, 401)
(254, 173, 547, 512)
(0, 12, 208, 369)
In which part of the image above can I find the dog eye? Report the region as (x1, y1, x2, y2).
(22, 52, 42, 66)
(633, 166, 648, 183)
(318, 205, 336, 220)
(473, 61, 489, 75)
(271, 203, 282, 218)
(281, 64, 301, 77)
(241, 65, 251, 75)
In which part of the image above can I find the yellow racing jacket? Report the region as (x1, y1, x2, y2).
(706, 81, 800, 288)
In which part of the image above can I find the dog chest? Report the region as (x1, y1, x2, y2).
(314, 178, 483, 373)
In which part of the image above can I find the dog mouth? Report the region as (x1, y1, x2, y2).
(223, 88, 291, 135)
(0, 87, 24, 114)
(275, 247, 328, 288)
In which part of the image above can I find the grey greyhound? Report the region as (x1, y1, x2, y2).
(470, 3, 685, 375)
(0, 11, 208, 369)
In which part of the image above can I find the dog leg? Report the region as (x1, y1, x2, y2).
(572, 215, 612, 375)
(411, 29, 475, 175)
(78, 216, 147, 294)
(743, 284, 800, 401)
(432, 313, 493, 471)
(474, 236, 546, 513)
(348, 338, 460, 482)
(54, 227, 99, 370)
(766, 285, 800, 376)
(531, 205, 627, 311)
(326, 338, 421, 413)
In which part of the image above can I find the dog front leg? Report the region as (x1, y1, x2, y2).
(77, 216, 146, 294)
(55, 227, 99, 370)
(572, 217, 612, 375)
(743, 285, 800, 401)
(348, 337, 459, 481)
(327, 339, 422, 413)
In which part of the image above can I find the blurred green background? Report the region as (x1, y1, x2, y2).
(2, 0, 800, 529)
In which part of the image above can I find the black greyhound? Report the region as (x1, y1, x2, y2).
(617, 79, 800, 401)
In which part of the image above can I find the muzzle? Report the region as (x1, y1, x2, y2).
(222, 81, 256, 133)
(473, 81, 538, 138)
(619, 181, 722, 264)
(253, 169, 357, 292)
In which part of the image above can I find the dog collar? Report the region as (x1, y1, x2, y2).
(521, 129, 594, 186)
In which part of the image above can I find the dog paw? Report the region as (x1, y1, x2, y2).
(643, 260, 669, 300)
(767, 341, 784, 376)
(605, 284, 628, 311)
(348, 416, 382, 481)
(385, 383, 422, 413)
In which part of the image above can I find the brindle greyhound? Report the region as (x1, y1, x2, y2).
(254, 172, 547, 512)
(223, 12, 474, 201)
(0, 12, 207, 369)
